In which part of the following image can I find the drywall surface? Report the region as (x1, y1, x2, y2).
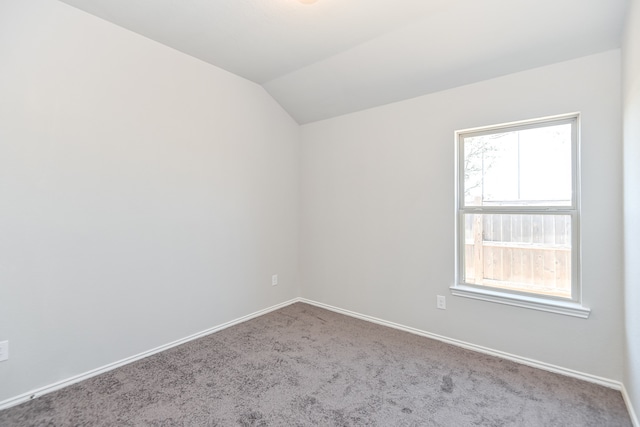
(623, 0, 640, 416)
(300, 50, 624, 381)
(0, 0, 299, 402)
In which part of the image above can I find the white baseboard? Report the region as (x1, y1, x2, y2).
(299, 298, 623, 391)
(3, 296, 636, 424)
(0, 298, 299, 412)
(622, 384, 640, 427)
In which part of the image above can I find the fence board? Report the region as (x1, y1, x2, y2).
(492, 215, 502, 241)
(533, 216, 543, 244)
(522, 215, 532, 243)
(543, 249, 556, 285)
(544, 215, 555, 244)
(463, 213, 572, 296)
(502, 215, 512, 244)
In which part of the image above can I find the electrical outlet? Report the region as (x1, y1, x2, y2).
(0, 341, 8, 362)
(272, 274, 278, 286)
(437, 295, 446, 310)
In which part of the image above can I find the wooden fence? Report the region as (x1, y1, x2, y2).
(464, 214, 571, 298)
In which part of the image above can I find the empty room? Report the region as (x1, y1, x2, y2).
(1, 0, 639, 425)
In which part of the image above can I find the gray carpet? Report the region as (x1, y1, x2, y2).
(0, 302, 632, 426)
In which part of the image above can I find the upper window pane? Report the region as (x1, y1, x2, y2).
(463, 123, 572, 207)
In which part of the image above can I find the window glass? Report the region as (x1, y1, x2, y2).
(456, 116, 580, 306)
(463, 124, 572, 207)
(463, 213, 571, 298)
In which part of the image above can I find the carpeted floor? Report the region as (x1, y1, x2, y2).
(0, 302, 632, 426)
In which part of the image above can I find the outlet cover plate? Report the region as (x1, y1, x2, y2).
(0, 341, 8, 362)
(437, 295, 446, 310)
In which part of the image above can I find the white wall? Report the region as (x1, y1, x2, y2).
(623, 0, 640, 417)
(0, 0, 299, 402)
(0, 0, 630, 409)
(300, 50, 624, 381)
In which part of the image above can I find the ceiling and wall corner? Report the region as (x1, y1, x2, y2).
(57, 0, 629, 124)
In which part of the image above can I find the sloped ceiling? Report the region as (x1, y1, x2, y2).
(58, 0, 629, 124)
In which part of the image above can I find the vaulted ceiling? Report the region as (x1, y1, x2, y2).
(58, 0, 629, 124)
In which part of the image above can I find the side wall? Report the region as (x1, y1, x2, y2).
(623, 0, 640, 419)
(300, 50, 624, 382)
(0, 0, 299, 402)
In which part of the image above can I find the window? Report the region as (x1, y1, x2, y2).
(452, 114, 590, 318)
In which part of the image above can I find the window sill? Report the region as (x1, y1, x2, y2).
(449, 284, 591, 318)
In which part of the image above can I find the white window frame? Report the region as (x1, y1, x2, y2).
(451, 113, 590, 318)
